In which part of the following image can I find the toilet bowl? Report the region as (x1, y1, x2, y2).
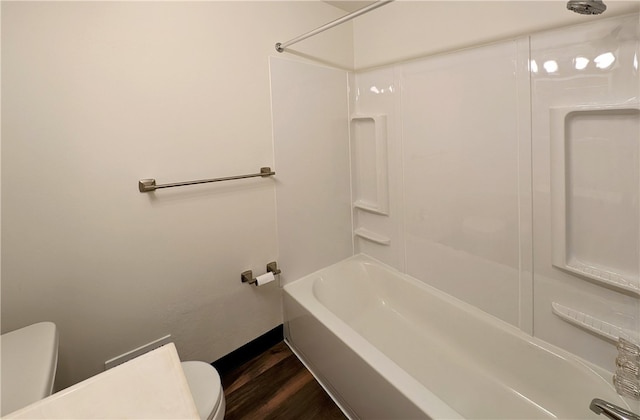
(0, 322, 59, 416)
(181, 361, 225, 420)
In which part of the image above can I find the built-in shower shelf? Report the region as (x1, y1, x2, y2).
(354, 228, 390, 246)
(552, 302, 639, 345)
(550, 103, 640, 298)
(350, 114, 389, 216)
(354, 201, 389, 216)
(549, 102, 640, 296)
(563, 263, 640, 297)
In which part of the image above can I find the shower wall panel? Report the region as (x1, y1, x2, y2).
(351, 67, 406, 271)
(400, 39, 532, 329)
(531, 15, 640, 370)
(270, 57, 353, 285)
(352, 39, 533, 330)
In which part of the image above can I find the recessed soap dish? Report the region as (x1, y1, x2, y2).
(552, 302, 639, 345)
(351, 114, 389, 216)
(550, 103, 640, 296)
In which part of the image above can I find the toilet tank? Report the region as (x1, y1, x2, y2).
(1, 322, 59, 416)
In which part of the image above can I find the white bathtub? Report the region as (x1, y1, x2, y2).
(283, 254, 630, 419)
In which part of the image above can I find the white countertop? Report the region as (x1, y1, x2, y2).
(5, 343, 200, 419)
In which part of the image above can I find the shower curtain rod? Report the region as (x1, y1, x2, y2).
(275, 0, 395, 53)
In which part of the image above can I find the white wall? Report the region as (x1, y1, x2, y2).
(270, 57, 353, 285)
(1, 1, 353, 389)
(353, 1, 640, 70)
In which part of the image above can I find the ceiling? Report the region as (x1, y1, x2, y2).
(323, 1, 377, 13)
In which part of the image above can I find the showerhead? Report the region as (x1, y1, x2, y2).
(567, 0, 607, 15)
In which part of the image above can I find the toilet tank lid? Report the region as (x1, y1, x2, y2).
(1, 322, 59, 416)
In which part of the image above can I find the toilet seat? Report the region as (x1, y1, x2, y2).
(181, 361, 225, 420)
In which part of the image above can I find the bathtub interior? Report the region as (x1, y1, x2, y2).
(286, 254, 630, 420)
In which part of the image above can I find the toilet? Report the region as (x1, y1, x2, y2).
(181, 361, 226, 420)
(0, 322, 59, 416)
(1, 322, 224, 420)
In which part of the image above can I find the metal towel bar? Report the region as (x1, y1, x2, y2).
(138, 167, 275, 193)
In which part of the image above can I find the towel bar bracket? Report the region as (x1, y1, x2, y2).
(139, 179, 157, 192)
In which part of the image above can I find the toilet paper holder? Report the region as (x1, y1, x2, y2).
(241, 261, 281, 285)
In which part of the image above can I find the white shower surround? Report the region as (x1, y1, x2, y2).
(272, 12, 640, 418)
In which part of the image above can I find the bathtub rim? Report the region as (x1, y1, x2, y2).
(283, 288, 464, 419)
(284, 256, 465, 419)
(283, 253, 631, 417)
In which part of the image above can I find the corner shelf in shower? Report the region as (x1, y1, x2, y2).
(354, 228, 391, 246)
(552, 302, 639, 345)
(549, 102, 640, 297)
(353, 202, 389, 216)
(351, 114, 389, 216)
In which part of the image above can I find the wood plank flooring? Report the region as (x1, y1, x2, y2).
(221, 341, 347, 420)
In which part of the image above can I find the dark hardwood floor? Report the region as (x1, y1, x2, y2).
(221, 341, 347, 420)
